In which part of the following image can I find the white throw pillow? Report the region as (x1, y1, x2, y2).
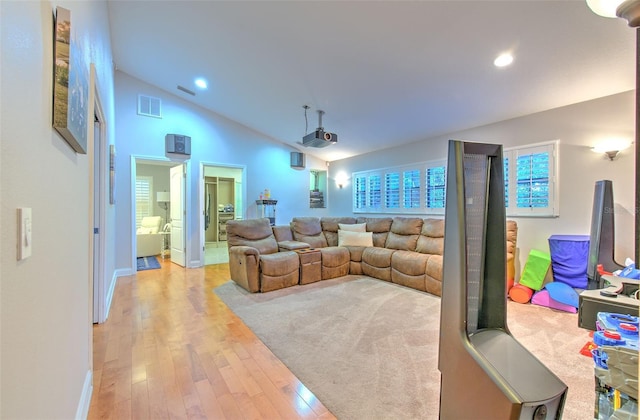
(338, 222, 367, 232)
(338, 230, 373, 247)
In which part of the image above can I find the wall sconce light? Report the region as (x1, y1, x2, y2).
(586, 0, 640, 26)
(335, 172, 348, 189)
(591, 139, 633, 161)
(157, 191, 170, 223)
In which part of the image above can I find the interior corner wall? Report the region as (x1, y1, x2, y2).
(0, 1, 115, 418)
(113, 72, 328, 270)
(327, 91, 636, 278)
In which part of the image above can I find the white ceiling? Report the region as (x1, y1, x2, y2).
(107, 0, 637, 162)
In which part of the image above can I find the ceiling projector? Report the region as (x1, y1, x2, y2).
(302, 109, 337, 148)
(303, 129, 337, 148)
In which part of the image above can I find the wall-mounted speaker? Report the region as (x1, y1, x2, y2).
(166, 134, 191, 155)
(291, 152, 305, 169)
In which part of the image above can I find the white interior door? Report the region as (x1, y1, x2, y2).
(92, 117, 102, 322)
(170, 164, 186, 266)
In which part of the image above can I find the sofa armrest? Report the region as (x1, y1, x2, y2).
(228, 246, 261, 292)
(278, 240, 311, 251)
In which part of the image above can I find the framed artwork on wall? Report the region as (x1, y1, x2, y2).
(53, 6, 89, 154)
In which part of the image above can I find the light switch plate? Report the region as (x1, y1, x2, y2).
(17, 208, 32, 260)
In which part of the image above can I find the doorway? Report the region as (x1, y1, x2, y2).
(200, 163, 245, 265)
(133, 158, 187, 268)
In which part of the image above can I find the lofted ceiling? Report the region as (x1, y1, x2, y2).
(107, 0, 637, 162)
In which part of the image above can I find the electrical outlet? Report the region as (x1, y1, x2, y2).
(17, 208, 32, 260)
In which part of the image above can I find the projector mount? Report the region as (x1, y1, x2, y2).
(301, 106, 337, 148)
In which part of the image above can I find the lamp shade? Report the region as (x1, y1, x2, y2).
(591, 138, 632, 153)
(157, 191, 170, 202)
(586, 0, 624, 18)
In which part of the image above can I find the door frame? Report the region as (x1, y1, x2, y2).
(131, 156, 190, 269)
(199, 162, 246, 265)
(92, 84, 107, 324)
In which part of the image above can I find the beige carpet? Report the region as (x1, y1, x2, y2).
(215, 276, 594, 419)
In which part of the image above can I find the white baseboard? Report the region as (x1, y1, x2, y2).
(103, 271, 118, 321)
(75, 370, 93, 420)
(115, 267, 135, 277)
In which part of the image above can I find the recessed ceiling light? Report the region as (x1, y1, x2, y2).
(494, 53, 514, 68)
(194, 78, 208, 89)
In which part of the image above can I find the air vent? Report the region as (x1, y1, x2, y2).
(137, 95, 162, 118)
(177, 85, 196, 96)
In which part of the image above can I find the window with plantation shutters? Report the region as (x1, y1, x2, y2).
(504, 157, 509, 208)
(426, 164, 446, 211)
(504, 141, 557, 217)
(516, 153, 548, 208)
(353, 161, 442, 214)
(385, 172, 400, 209)
(403, 169, 420, 209)
(354, 175, 367, 210)
(135, 176, 153, 227)
(352, 140, 557, 217)
(369, 175, 382, 210)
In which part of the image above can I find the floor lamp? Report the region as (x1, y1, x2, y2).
(157, 191, 170, 226)
(586, 0, 640, 265)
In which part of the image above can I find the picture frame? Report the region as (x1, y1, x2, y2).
(53, 6, 89, 154)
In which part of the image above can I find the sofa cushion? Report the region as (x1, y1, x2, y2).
(392, 250, 429, 276)
(416, 218, 445, 255)
(272, 225, 294, 242)
(357, 217, 393, 247)
(426, 255, 443, 281)
(319, 247, 350, 279)
(292, 217, 328, 248)
(259, 251, 300, 292)
(385, 217, 423, 251)
(227, 218, 279, 255)
(321, 217, 357, 246)
(361, 247, 394, 281)
(362, 247, 395, 268)
(259, 251, 300, 276)
(339, 222, 366, 232)
(338, 230, 373, 247)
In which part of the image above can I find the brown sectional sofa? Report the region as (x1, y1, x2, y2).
(227, 216, 517, 297)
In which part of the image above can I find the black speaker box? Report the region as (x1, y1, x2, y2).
(166, 134, 191, 155)
(291, 152, 305, 168)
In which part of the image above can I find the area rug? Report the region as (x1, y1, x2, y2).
(214, 276, 594, 420)
(136, 256, 160, 271)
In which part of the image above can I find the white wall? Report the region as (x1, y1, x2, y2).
(1, 0, 115, 418)
(327, 91, 636, 279)
(114, 72, 330, 270)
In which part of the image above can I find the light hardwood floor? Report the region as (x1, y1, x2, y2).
(88, 259, 335, 419)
